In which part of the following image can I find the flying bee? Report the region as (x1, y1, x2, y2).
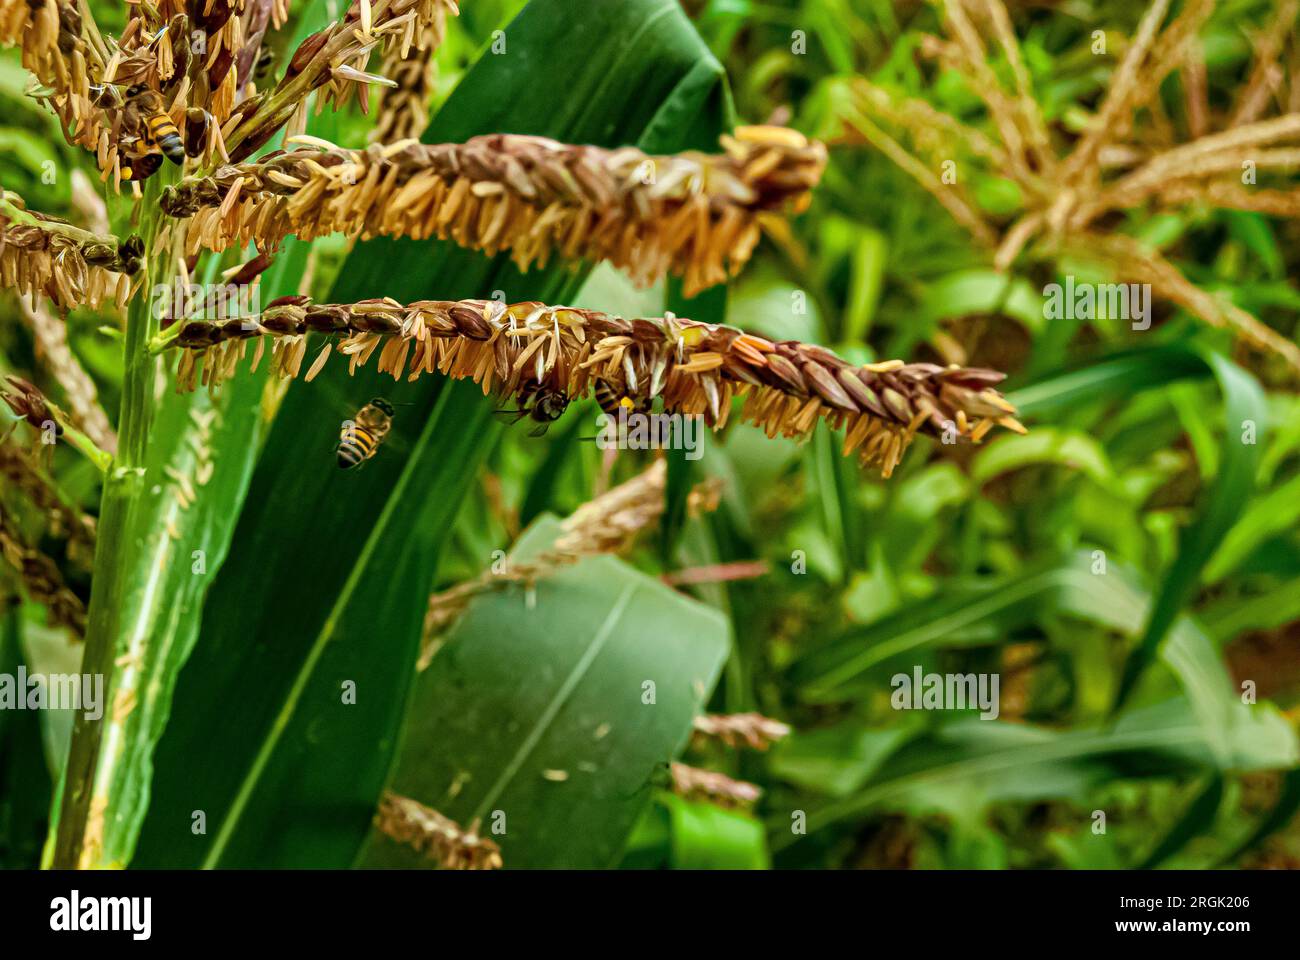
(499, 381, 570, 436)
(337, 397, 395, 469)
(592, 378, 652, 417)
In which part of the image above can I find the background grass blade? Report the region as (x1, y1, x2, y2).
(1216, 768, 1300, 867)
(0, 604, 49, 868)
(788, 551, 1276, 769)
(1006, 344, 1209, 418)
(1114, 351, 1267, 712)
(1136, 774, 1224, 869)
(774, 697, 1295, 852)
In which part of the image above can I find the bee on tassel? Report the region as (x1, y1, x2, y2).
(129, 84, 185, 164)
(593, 377, 652, 417)
(579, 377, 655, 449)
(497, 381, 570, 436)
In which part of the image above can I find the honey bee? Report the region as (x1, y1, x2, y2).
(501, 381, 570, 436)
(128, 85, 184, 164)
(337, 398, 395, 469)
(94, 83, 182, 181)
(592, 378, 651, 417)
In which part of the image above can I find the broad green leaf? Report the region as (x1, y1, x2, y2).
(363, 516, 728, 869)
(136, 0, 732, 868)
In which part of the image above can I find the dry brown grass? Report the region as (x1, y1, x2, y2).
(839, 0, 1300, 377)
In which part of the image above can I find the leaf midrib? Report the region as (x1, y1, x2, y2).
(201, 387, 452, 868)
(468, 581, 639, 824)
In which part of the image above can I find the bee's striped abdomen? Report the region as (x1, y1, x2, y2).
(593, 378, 649, 416)
(337, 426, 378, 469)
(147, 113, 185, 163)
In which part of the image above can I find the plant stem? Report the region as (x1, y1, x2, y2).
(46, 176, 165, 869)
(56, 419, 113, 473)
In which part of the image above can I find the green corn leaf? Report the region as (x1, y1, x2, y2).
(46, 0, 341, 873)
(135, 0, 731, 868)
(363, 516, 728, 869)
